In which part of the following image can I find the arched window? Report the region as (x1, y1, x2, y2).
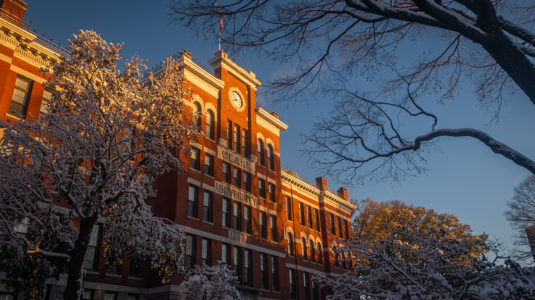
(193, 102, 202, 128)
(257, 139, 265, 166)
(309, 240, 315, 262)
(205, 109, 215, 139)
(317, 242, 323, 264)
(267, 144, 274, 170)
(302, 237, 307, 260)
(288, 232, 294, 256)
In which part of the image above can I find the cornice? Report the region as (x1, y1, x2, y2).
(256, 107, 288, 132)
(322, 190, 356, 213)
(178, 55, 224, 90)
(281, 170, 321, 197)
(282, 170, 356, 214)
(0, 17, 61, 69)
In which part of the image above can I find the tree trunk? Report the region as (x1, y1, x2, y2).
(481, 31, 535, 107)
(63, 217, 97, 300)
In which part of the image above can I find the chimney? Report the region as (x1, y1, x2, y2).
(1, 0, 27, 26)
(180, 50, 192, 60)
(337, 187, 348, 201)
(271, 111, 279, 119)
(315, 177, 327, 191)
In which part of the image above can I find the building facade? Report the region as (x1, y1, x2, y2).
(0, 1, 356, 299)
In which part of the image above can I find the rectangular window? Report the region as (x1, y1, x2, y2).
(104, 292, 117, 300)
(222, 163, 231, 184)
(241, 129, 248, 156)
(204, 153, 214, 176)
(312, 280, 319, 300)
(190, 147, 200, 170)
(185, 234, 196, 270)
(286, 196, 293, 221)
(106, 260, 122, 276)
(187, 185, 198, 218)
(330, 213, 336, 236)
(233, 202, 241, 231)
(337, 216, 343, 238)
(201, 238, 211, 265)
(222, 198, 230, 228)
(83, 224, 101, 271)
(270, 215, 277, 242)
(203, 191, 213, 222)
(39, 89, 51, 120)
(344, 219, 349, 239)
(271, 256, 279, 291)
(227, 120, 233, 150)
(8, 75, 32, 118)
(233, 247, 242, 283)
(243, 205, 252, 234)
(129, 259, 143, 278)
(82, 290, 94, 300)
(258, 178, 266, 198)
(233, 124, 241, 154)
(314, 208, 320, 231)
(243, 172, 251, 192)
(289, 269, 296, 299)
(299, 202, 305, 226)
(304, 272, 311, 300)
(268, 183, 275, 202)
(221, 243, 230, 265)
(233, 167, 241, 188)
(260, 253, 268, 289)
(307, 206, 313, 228)
(259, 212, 267, 239)
(244, 249, 252, 286)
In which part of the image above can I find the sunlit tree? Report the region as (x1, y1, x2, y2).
(0, 30, 193, 299)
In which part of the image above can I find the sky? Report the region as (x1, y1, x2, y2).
(24, 1, 535, 257)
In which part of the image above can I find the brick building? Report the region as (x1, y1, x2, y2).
(0, 1, 356, 299)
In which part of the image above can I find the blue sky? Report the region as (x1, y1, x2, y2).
(25, 1, 535, 256)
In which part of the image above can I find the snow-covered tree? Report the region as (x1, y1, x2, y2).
(505, 175, 535, 262)
(178, 262, 240, 300)
(353, 199, 488, 258)
(318, 228, 535, 299)
(317, 214, 535, 299)
(0, 30, 193, 299)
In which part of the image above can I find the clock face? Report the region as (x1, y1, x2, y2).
(231, 91, 243, 109)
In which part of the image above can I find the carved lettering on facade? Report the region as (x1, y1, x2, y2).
(215, 181, 258, 207)
(228, 229, 248, 245)
(218, 146, 255, 174)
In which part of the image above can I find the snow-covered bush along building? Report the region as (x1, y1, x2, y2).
(0, 1, 355, 299)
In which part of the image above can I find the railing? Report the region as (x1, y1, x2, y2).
(282, 165, 355, 203)
(281, 165, 317, 188)
(0, 9, 69, 58)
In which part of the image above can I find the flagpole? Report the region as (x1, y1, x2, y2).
(219, 16, 223, 51)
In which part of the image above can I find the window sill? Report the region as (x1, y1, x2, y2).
(202, 220, 214, 225)
(5, 113, 22, 121)
(106, 273, 123, 278)
(187, 216, 199, 221)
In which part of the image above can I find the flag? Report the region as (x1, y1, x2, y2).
(219, 16, 223, 37)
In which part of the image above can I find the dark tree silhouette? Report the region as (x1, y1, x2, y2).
(171, 0, 535, 179)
